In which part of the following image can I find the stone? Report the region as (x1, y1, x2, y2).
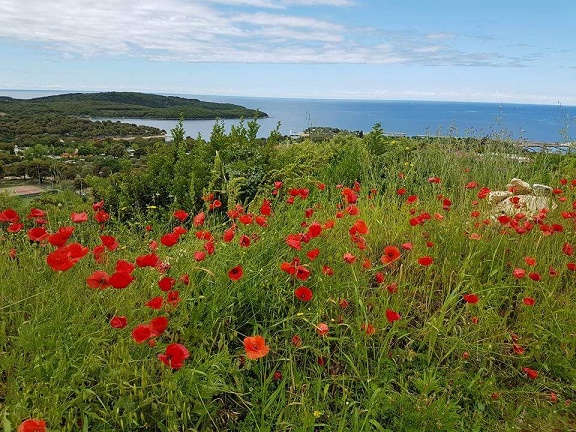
(532, 184, 553, 196)
(488, 191, 512, 205)
(506, 178, 532, 195)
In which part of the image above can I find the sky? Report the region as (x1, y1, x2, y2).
(0, 0, 575, 104)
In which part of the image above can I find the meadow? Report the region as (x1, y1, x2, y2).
(1, 129, 576, 431)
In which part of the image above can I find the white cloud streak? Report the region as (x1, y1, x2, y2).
(0, 0, 527, 66)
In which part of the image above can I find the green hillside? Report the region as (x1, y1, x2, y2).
(0, 91, 268, 119)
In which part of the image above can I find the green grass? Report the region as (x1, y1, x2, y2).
(1, 137, 576, 431)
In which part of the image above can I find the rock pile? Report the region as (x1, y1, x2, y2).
(489, 178, 556, 219)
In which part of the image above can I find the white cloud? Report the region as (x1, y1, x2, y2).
(0, 0, 528, 66)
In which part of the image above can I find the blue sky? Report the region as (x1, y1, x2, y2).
(0, 0, 574, 104)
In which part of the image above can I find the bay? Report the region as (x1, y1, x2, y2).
(2, 89, 575, 142)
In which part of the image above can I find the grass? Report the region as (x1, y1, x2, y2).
(1, 137, 576, 431)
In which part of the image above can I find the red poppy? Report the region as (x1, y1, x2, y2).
(94, 210, 110, 223)
(307, 222, 322, 238)
(465, 181, 478, 189)
(70, 211, 88, 223)
(471, 316, 479, 324)
(397, 188, 407, 195)
(294, 286, 313, 302)
(167, 290, 181, 307)
(316, 322, 329, 336)
(381, 246, 401, 265)
(28, 227, 48, 242)
(513, 343, 524, 355)
(243, 335, 270, 359)
(339, 298, 349, 309)
(528, 272, 541, 281)
(204, 240, 215, 254)
(0, 208, 20, 223)
(386, 309, 401, 322)
(109, 271, 135, 289)
(17, 419, 46, 432)
(240, 235, 251, 247)
(463, 294, 479, 304)
(523, 367, 538, 379)
(146, 296, 163, 309)
(161, 232, 180, 247)
(86, 270, 111, 289)
(98, 235, 118, 251)
(239, 214, 254, 225)
(150, 316, 169, 336)
(563, 242, 574, 256)
(361, 323, 376, 336)
(522, 297, 535, 306)
(295, 266, 311, 281)
(158, 276, 176, 292)
(568, 262, 576, 271)
(110, 315, 128, 329)
(173, 209, 189, 222)
(193, 212, 206, 227)
(7, 223, 23, 233)
(158, 343, 190, 369)
(513, 268, 526, 278)
(223, 228, 235, 242)
(406, 195, 418, 204)
(524, 256, 536, 266)
(228, 265, 243, 281)
(291, 335, 302, 347)
(136, 253, 160, 267)
(322, 265, 334, 276)
(132, 324, 152, 343)
(343, 252, 356, 263)
(46, 249, 75, 271)
(418, 256, 433, 266)
(114, 260, 134, 273)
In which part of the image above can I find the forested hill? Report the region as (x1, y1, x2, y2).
(0, 92, 268, 119)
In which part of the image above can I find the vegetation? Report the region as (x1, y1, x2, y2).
(1, 123, 576, 431)
(0, 92, 267, 120)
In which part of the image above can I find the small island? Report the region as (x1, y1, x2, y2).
(0, 91, 268, 120)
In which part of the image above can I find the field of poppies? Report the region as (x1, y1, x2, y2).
(1, 134, 576, 431)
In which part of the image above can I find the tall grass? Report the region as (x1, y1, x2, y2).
(1, 135, 575, 431)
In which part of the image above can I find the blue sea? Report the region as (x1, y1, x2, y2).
(1, 89, 575, 143)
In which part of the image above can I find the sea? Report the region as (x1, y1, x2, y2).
(1, 89, 575, 143)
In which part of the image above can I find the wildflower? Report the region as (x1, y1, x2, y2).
(528, 272, 541, 281)
(343, 252, 356, 263)
(512, 268, 526, 279)
(239, 235, 251, 247)
(228, 265, 243, 281)
(161, 232, 180, 247)
(146, 296, 163, 309)
(322, 265, 334, 276)
(522, 297, 535, 306)
(136, 253, 160, 267)
(462, 351, 469, 359)
(294, 286, 313, 302)
(316, 322, 329, 336)
(173, 210, 189, 222)
(110, 315, 128, 329)
(132, 324, 152, 343)
(291, 335, 302, 347)
(158, 276, 176, 292)
(563, 242, 574, 256)
(71, 212, 88, 223)
(418, 256, 433, 266)
(524, 257, 536, 266)
(17, 419, 46, 432)
(374, 272, 385, 284)
(381, 245, 401, 265)
(27, 227, 48, 242)
(339, 298, 349, 309)
(86, 270, 111, 289)
(463, 294, 479, 304)
(109, 271, 135, 289)
(361, 323, 376, 335)
(471, 316, 479, 324)
(193, 212, 206, 227)
(512, 343, 525, 355)
(523, 367, 539, 379)
(243, 335, 270, 359)
(386, 308, 401, 322)
(158, 343, 190, 370)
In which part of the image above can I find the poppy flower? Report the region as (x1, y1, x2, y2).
(294, 286, 313, 302)
(243, 335, 270, 359)
(523, 367, 539, 379)
(387, 283, 398, 293)
(158, 276, 176, 292)
(116, 259, 135, 273)
(513, 268, 526, 279)
(7, 223, 23, 233)
(465, 181, 478, 189)
(46, 249, 75, 271)
(86, 270, 111, 289)
(463, 294, 479, 304)
(343, 252, 356, 263)
(524, 257, 536, 266)
(228, 265, 243, 281)
(339, 298, 349, 309)
(150, 316, 169, 336)
(132, 324, 152, 343)
(161, 232, 180, 247)
(361, 323, 376, 336)
(397, 188, 407, 195)
(173, 209, 189, 222)
(17, 419, 46, 432)
(194, 251, 206, 262)
(146, 296, 163, 309)
(522, 297, 535, 306)
(240, 235, 251, 247)
(418, 256, 433, 266)
(100, 235, 119, 251)
(0, 208, 20, 223)
(291, 335, 302, 347)
(322, 265, 334, 276)
(94, 210, 110, 223)
(158, 343, 190, 369)
(295, 266, 311, 281)
(28, 227, 48, 242)
(306, 248, 320, 260)
(386, 309, 401, 322)
(223, 228, 235, 242)
(109, 271, 135, 289)
(513, 343, 525, 355)
(381, 246, 401, 265)
(136, 253, 160, 267)
(193, 212, 206, 227)
(315, 323, 329, 336)
(167, 290, 181, 307)
(568, 262, 576, 271)
(110, 315, 128, 329)
(563, 242, 574, 256)
(528, 272, 541, 281)
(204, 240, 215, 254)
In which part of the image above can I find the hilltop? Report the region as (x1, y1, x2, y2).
(0, 91, 268, 120)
